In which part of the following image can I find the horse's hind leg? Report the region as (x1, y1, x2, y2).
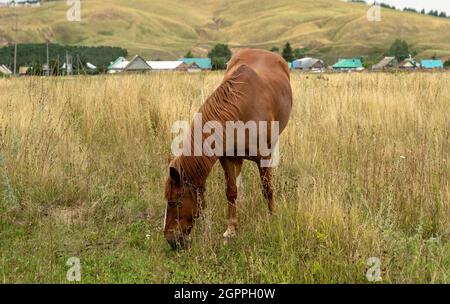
(219, 157, 243, 242)
(257, 165, 275, 214)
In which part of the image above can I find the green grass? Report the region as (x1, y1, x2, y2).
(0, 0, 450, 61)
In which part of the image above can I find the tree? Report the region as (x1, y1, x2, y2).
(281, 42, 294, 63)
(208, 44, 232, 70)
(269, 46, 279, 53)
(444, 60, 450, 68)
(389, 39, 410, 61)
(184, 50, 194, 58)
(293, 48, 303, 60)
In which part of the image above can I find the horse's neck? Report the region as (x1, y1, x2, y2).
(179, 155, 218, 187)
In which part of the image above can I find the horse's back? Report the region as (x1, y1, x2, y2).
(225, 49, 292, 131)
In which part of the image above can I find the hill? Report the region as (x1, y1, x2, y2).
(0, 0, 449, 62)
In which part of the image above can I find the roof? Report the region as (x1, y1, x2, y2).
(108, 57, 129, 70)
(333, 58, 363, 69)
(147, 61, 183, 70)
(420, 59, 443, 69)
(180, 58, 212, 69)
(86, 62, 97, 69)
(0, 64, 12, 75)
(372, 57, 396, 70)
(292, 57, 324, 69)
(124, 55, 152, 71)
(399, 58, 420, 68)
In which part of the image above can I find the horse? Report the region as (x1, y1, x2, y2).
(163, 49, 292, 249)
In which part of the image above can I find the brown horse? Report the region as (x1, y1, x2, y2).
(163, 49, 292, 249)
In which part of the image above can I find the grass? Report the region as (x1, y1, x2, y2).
(1, 0, 450, 61)
(0, 71, 449, 283)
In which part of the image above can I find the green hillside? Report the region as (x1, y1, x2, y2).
(0, 0, 449, 62)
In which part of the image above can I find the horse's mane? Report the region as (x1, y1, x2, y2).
(173, 71, 248, 182)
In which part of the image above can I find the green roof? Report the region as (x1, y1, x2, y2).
(333, 58, 363, 69)
(180, 58, 212, 69)
(108, 57, 127, 69)
(420, 59, 443, 69)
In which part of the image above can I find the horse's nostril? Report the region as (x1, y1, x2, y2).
(165, 234, 178, 250)
(165, 233, 190, 250)
(168, 239, 177, 250)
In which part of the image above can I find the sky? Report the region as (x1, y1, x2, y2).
(376, 0, 450, 14)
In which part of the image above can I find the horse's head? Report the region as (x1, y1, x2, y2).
(163, 162, 204, 249)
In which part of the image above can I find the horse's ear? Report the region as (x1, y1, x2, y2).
(169, 166, 181, 185)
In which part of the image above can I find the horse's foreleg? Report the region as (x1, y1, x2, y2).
(219, 157, 243, 242)
(258, 165, 275, 214)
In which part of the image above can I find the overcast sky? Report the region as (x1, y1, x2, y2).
(375, 0, 450, 14)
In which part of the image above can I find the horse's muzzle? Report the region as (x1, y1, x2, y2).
(165, 232, 190, 250)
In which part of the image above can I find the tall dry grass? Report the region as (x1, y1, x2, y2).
(0, 72, 449, 283)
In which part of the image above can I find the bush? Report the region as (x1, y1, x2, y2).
(281, 42, 294, 63)
(389, 39, 410, 61)
(208, 44, 232, 70)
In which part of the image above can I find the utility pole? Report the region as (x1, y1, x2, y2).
(13, 14, 18, 76)
(44, 41, 50, 76)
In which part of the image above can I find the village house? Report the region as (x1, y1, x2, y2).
(18, 66, 29, 76)
(399, 56, 420, 69)
(147, 61, 186, 71)
(107, 57, 129, 74)
(107, 56, 213, 73)
(123, 55, 152, 72)
(0, 64, 12, 76)
(332, 58, 364, 71)
(292, 58, 325, 71)
(180, 58, 212, 70)
(371, 57, 398, 71)
(2, 0, 41, 7)
(420, 59, 443, 69)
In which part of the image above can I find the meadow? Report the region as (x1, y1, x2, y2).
(0, 71, 449, 283)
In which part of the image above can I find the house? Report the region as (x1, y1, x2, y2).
(332, 58, 364, 71)
(107, 57, 129, 74)
(372, 57, 398, 71)
(186, 62, 202, 72)
(420, 59, 443, 69)
(5, 0, 41, 7)
(292, 58, 325, 71)
(124, 55, 152, 72)
(399, 57, 420, 69)
(0, 64, 12, 76)
(86, 62, 97, 70)
(18, 66, 29, 76)
(180, 58, 212, 70)
(146, 61, 185, 71)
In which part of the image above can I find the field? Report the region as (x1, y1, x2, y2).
(0, 71, 449, 283)
(1, 0, 450, 61)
